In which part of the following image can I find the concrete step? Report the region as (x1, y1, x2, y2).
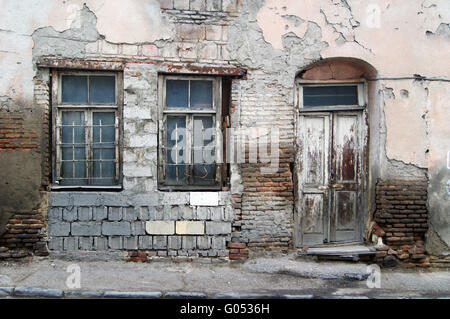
(297, 245, 376, 262)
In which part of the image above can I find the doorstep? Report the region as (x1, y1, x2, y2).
(297, 244, 377, 262)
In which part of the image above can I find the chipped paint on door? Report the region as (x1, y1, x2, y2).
(297, 113, 330, 245)
(297, 111, 364, 246)
(330, 113, 361, 242)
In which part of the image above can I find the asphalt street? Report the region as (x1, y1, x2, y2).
(0, 253, 449, 299)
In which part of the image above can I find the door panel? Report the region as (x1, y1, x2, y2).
(297, 111, 363, 246)
(332, 191, 357, 241)
(330, 113, 360, 242)
(332, 114, 358, 183)
(303, 116, 328, 185)
(301, 193, 326, 245)
(297, 114, 330, 246)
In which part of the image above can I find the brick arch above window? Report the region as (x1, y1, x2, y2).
(296, 57, 378, 81)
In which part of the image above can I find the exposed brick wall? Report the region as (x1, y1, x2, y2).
(230, 69, 295, 254)
(34, 78, 51, 187)
(228, 193, 249, 260)
(373, 179, 429, 267)
(241, 161, 294, 253)
(0, 209, 47, 256)
(0, 78, 51, 259)
(0, 112, 39, 152)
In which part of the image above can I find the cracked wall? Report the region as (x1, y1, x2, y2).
(254, 0, 450, 253)
(0, 0, 449, 256)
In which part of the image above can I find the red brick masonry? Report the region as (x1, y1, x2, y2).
(373, 179, 430, 267)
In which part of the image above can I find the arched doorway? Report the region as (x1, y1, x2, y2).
(294, 58, 377, 247)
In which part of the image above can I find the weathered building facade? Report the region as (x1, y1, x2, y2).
(0, 0, 449, 266)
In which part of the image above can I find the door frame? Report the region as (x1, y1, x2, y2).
(294, 79, 369, 247)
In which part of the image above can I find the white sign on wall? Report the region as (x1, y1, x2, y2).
(190, 192, 219, 206)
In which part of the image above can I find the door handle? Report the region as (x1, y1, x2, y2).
(331, 184, 344, 189)
(318, 185, 329, 190)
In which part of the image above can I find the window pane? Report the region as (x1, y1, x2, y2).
(193, 116, 215, 185)
(303, 86, 358, 106)
(166, 80, 188, 108)
(165, 164, 186, 185)
(92, 112, 116, 185)
(89, 76, 115, 104)
(193, 116, 214, 164)
(93, 112, 115, 143)
(166, 116, 186, 185)
(193, 164, 216, 185)
(190, 80, 212, 109)
(61, 111, 86, 185)
(166, 116, 186, 151)
(62, 75, 88, 104)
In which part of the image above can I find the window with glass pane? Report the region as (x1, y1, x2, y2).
(92, 112, 116, 185)
(303, 85, 358, 106)
(165, 79, 213, 109)
(190, 81, 212, 109)
(166, 116, 187, 185)
(56, 72, 120, 188)
(161, 77, 219, 188)
(90, 76, 115, 104)
(166, 80, 189, 108)
(193, 116, 215, 185)
(61, 74, 115, 104)
(62, 76, 88, 104)
(60, 111, 86, 185)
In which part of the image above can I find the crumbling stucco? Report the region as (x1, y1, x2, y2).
(256, 0, 450, 78)
(0, 0, 449, 254)
(383, 81, 429, 168)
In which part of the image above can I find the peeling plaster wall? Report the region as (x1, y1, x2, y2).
(383, 82, 429, 168)
(0, 0, 449, 254)
(252, 0, 449, 253)
(257, 0, 450, 78)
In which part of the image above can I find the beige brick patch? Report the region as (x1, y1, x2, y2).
(145, 221, 175, 235)
(176, 221, 205, 235)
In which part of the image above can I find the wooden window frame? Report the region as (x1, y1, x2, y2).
(296, 79, 366, 112)
(51, 70, 123, 190)
(158, 75, 223, 191)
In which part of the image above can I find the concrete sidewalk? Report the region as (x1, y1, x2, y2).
(0, 254, 449, 298)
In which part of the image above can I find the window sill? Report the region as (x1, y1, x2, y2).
(158, 185, 223, 192)
(50, 185, 123, 191)
(299, 105, 365, 112)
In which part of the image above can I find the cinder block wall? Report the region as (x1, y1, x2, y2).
(48, 192, 235, 260)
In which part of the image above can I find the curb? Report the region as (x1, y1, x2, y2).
(13, 287, 64, 298)
(0, 286, 449, 299)
(103, 291, 162, 298)
(0, 287, 318, 299)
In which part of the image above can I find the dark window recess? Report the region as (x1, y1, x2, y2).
(161, 77, 219, 188)
(303, 85, 358, 106)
